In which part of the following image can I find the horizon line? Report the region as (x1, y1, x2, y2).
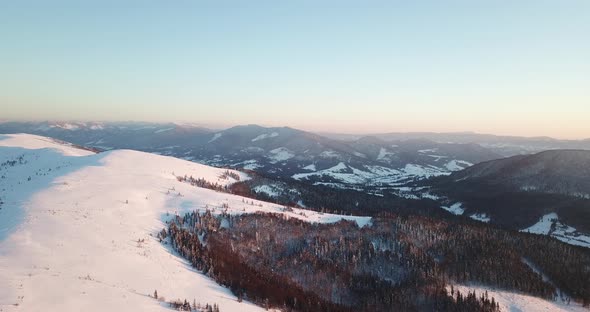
(1, 118, 588, 142)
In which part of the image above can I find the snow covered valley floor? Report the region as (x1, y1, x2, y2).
(0, 134, 368, 311)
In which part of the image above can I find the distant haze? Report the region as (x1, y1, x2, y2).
(1, 1, 589, 139)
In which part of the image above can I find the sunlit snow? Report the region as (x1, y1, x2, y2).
(0, 134, 370, 311)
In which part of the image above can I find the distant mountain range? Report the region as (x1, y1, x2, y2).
(323, 131, 590, 156)
(0, 121, 503, 187)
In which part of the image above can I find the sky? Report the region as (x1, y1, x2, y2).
(1, 1, 589, 139)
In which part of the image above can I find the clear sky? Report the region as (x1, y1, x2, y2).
(1, 1, 589, 139)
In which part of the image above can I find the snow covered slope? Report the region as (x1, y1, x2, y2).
(522, 213, 590, 248)
(0, 134, 369, 311)
(0, 133, 94, 157)
(451, 284, 588, 312)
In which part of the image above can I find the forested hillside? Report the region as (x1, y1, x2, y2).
(163, 210, 590, 311)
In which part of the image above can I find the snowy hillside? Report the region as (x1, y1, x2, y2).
(0, 134, 369, 311)
(522, 213, 590, 248)
(451, 285, 588, 312)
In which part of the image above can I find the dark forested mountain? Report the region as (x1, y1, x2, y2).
(0, 121, 500, 187)
(162, 210, 590, 311)
(429, 150, 590, 242)
(449, 150, 590, 197)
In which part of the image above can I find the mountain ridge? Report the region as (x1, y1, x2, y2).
(0, 122, 500, 188)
